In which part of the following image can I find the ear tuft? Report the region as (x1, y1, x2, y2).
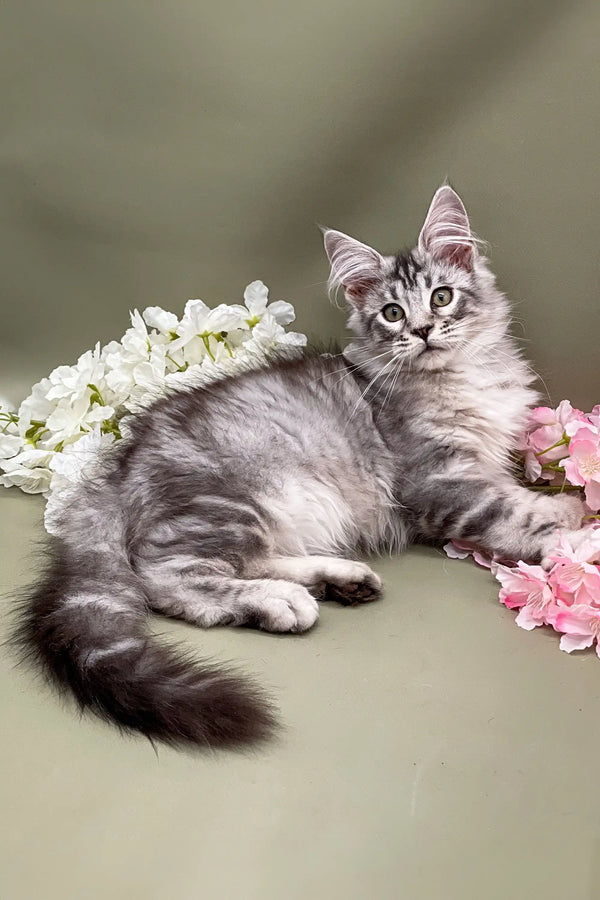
(323, 229, 383, 303)
(418, 186, 477, 270)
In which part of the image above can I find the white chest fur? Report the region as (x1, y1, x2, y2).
(423, 354, 539, 473)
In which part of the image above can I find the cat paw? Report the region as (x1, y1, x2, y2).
(551, 493, 586, 530)
(313, 560, 383, 606)
(248, 582, 320, 633)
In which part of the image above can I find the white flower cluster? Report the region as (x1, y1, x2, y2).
(0, 281, 306, 532)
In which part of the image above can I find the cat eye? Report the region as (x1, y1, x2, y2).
(381, 303, 405, 322)
(431, 287, 453, 308)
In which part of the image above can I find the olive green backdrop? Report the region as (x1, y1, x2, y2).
(0, 0, 598, 406)
(2, 4, 600, 900)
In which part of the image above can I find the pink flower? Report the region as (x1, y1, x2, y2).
(442, 540, 473, 560)
(589, 405, 600, 429)
(545, 531, 600, 606)
(472, 548, 495, 569)
(523, 401, 585, 484)
(564, 418, 599, 440)
(561, 426, 600, 511)
(548, 556, 600, 608)
(495, 561, 560, 630)
(529, 402, 582, 429)
(554, 605, 600, 656)
(442, 540, 498, 569)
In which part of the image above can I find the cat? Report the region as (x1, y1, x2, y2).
(14, 186, 586, 751)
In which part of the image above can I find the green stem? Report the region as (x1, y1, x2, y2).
(101, 418, 122, 440)
(0, 412, 20, 433)
(534, 435, 569, 457)
(165, 353, 188, 372)
(87, 383, 105, 406)
(25, 420, 48, 447)
(201, 334, 216, 362)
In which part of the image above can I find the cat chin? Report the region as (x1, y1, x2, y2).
(413, 346, 452, 370)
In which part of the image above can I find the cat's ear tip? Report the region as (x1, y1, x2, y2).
(322, 228, 349, 253)
(319, 225, 339, 245)
(433, 182, 462, 201)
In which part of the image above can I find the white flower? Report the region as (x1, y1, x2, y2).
(44, 394, 115, 447)
(243, 280, 297, 326)
(142, 306, 179, 336)
(107, 311, 152, 370)
(246, 312, 307, 353)
(45, 344, 107, 404)
(18, 378, 56, 438)
(0, 448, 55, 494)
(1, 285, 307, 515)
(0, 398, 23, 459)
(103, 311, 155, 402)
(0, 432, 25, 459)
(171, 299, 248, 366)
(123, 344, 168, 411)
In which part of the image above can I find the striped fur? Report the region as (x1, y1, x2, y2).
(13, 187, 588, 750)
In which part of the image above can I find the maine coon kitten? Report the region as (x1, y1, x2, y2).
(15, 186, 586, 750)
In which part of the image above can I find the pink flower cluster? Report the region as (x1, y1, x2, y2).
(444, 400, 600, 658)
(522, 400, 600, 510)
(495, 531, 600, 655)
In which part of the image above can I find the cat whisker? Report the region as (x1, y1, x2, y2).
(377, 356, 405, 422)
(319, 349, 394, 388)
(369, 361, 401, 410)
(347, 356, 397, 421)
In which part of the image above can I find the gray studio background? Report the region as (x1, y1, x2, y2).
(3, 6, 600, 900)
(0, 0, 598, 407)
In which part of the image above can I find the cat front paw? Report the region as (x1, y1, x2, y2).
(551, 493, 586, 530)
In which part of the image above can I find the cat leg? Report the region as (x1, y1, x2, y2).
(131, 508, 319, 633)
(138, 556, 319, 632)
(415, 475, 587, 563)
(256, 556, 383, 605)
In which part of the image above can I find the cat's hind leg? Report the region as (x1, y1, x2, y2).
(132, 505, 319, 633)
(139, 556, 319, 633)
(258, 556, 383, 605)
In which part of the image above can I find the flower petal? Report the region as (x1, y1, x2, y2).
(142, 306, 179, 334)
(243, 281, 269, 315)
(559, 633, 595, 653)
(443, 541, 471, 559)
(266, 300, 296, 326)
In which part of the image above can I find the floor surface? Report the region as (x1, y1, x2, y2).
(2, 487, 600, 900)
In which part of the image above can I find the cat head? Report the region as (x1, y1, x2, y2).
(323, 186, 510, 373)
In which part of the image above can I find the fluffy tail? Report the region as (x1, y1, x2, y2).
(13, 543, 278, 750)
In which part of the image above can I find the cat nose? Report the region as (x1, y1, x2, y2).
(412, 325, 433, 342)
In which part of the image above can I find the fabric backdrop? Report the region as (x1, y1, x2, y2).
(1, 0, 598, 407)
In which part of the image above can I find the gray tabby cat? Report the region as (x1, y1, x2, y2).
(16, 186, 586, 750)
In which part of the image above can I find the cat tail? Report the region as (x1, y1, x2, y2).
(12, 540, 278, 750)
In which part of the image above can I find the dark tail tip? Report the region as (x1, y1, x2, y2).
(10, 554, 280, 752)
(95, 639, 281, 751)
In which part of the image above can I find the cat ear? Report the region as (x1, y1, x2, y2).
(323, 229, 384, 303)
(418, 186, 477, 270)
